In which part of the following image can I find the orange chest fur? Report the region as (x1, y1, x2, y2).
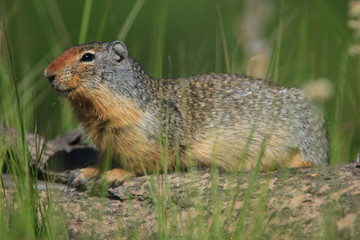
(69, 87, 167, 172)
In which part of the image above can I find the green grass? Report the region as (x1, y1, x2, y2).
(0, 0, 359, 239)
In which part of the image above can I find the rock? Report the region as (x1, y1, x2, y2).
(0, 123, 98, 183)
(1, 125, 360, 239)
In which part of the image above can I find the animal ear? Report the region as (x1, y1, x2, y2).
(110, 40, 128, 62)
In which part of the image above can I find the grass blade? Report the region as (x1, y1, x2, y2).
(117, 0, 146, 41)
(78, 0, 93, 44)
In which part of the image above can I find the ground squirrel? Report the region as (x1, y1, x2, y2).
(44, 40, 330, 187)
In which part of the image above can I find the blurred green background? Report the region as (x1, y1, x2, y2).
(0, 0, 358, 164)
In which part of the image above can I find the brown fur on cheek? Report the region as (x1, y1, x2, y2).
(63, 67, 81, 89)
(56, 63, 96, 95)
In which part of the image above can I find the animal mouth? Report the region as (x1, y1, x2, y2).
(51, 84, 77, 96)
(57, 87, 77, 95)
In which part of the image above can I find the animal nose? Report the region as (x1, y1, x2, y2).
(44, 67, 56, 83)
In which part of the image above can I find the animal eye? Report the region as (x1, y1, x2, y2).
(80, 53, 95, 62)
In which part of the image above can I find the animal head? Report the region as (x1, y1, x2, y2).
(44, 40, 131, 98)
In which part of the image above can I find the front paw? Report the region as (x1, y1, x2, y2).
(101, 168, 135, 188)
(69, 167, 100, 190)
